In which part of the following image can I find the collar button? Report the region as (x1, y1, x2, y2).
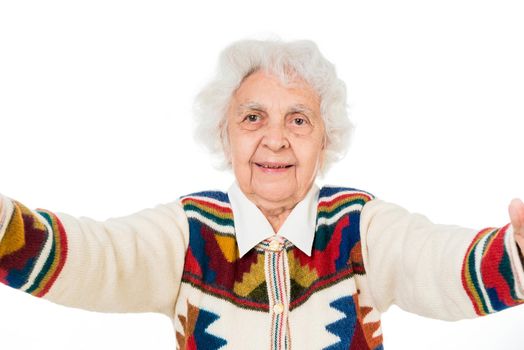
(268, 238, 284, 252)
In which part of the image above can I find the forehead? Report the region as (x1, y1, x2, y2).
(231, 70, 320, 109)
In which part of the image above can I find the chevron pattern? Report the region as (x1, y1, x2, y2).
(176, 300, 227, 350)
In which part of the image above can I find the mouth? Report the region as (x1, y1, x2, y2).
(254, 162, 294, 171)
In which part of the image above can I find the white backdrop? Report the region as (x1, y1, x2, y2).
(1, 0, 524, 349)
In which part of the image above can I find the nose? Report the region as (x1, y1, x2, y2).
(261, 123, 290, 151)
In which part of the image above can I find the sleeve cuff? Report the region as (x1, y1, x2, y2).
(462, 224, 524, 316)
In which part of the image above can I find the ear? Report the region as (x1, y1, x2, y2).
(318, 140, 326, 165)
(219, 119, 232, 165)
(322, 133, 327, 150)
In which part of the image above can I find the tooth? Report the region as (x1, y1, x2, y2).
(259, 164, 288, 168)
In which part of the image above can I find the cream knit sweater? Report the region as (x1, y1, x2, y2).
(1, 186, 523, 349)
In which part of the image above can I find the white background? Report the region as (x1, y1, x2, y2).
(1, 0, 523, 349)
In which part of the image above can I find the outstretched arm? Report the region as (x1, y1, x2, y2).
(0, 194, 189, 317)
(361, 198, 524, 320)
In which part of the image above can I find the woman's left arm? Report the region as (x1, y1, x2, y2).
(360, 198, 524, 320)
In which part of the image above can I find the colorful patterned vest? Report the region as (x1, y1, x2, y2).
(175, 186, 384, 350)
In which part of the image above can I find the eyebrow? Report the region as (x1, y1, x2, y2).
(236, 101, 316, 116)
(287, 104, 315, 116)
(237, 101, 265, 115)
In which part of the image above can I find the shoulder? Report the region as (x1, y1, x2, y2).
(178, 190, 233, 221)
(316, 185, 376, 223)
(318, 185, 375, 203)
(179, 190, 230, 206)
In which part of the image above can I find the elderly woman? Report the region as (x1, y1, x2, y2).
(1, 39, 524, 350)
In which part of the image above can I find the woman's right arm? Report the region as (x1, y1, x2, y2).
(360, 198, 524, 321)
(0, 193, 189, 317)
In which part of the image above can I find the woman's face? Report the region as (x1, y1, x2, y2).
(226, 70, 325, 210)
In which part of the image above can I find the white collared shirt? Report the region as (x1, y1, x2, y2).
(228, 181, 320, 258)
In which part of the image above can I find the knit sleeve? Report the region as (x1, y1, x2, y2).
(0, 193, 189, 317)
(359, 198, 524, 321)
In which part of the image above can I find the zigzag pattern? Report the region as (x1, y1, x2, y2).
(176, 300, 227, 350)
(324, 295, 358, 349)
(324, 294, 384, 350)
(181, 191, 269, 311)
(288, 187, 373, 309)
(180, 187, 375, 310)
(179, 187, 383, 349)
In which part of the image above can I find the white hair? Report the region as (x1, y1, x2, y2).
(193, 38, 353, 173)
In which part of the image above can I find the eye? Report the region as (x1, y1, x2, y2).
(287, 114, 313, 135)
(244, 114, 261, 123)
(292, 117, 308, 126)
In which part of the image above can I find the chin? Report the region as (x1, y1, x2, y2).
(257, 186, 297, 204)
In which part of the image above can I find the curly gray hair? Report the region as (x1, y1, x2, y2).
(193, 38, 352, 173)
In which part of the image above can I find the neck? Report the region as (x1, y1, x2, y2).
(236, 182, 316, 233)
(259, 206, 293, 233)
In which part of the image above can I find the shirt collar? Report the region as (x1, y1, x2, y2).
(228, 182, 319, 258)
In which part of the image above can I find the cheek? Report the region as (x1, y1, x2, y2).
(296, 143, 324, 177)
(229, 133, 259, 168)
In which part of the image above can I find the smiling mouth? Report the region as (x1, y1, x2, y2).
(255, 162, 294, 169)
